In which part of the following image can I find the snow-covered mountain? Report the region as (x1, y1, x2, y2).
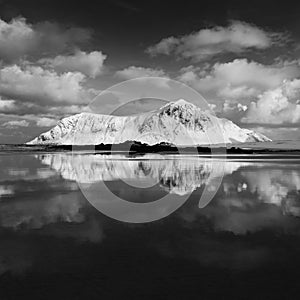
(28, 99, 271, 145)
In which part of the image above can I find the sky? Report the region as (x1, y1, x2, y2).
(0, 0, 300, 143)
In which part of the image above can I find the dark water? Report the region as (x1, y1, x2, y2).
(0, 153, 300, 299)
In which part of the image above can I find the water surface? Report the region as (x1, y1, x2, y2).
(0, 153, 300, 299)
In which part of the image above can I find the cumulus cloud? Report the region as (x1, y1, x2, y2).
(115, 66, 167, 79)
(220, 100, 249, 123)
(0, 64, 92, 104)
(3, 120, 30, 128)
(147, 37, 180, 55)
(0, 17, 92, 62)
(223, 100, 247, 113)
(39, 50, 107, 78)
(0, 17, 36, 62)
(178, 59, 300, 102)
(36, 117, 58, 127)
(147, 21, 284, 61)
(242, 79, 300, 124)
(0, 97, 17, 112)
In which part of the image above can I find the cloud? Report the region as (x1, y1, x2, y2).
(48, 104, 91, 115)
(0, 17, 92, 62)
(147, 21, 285, 61)
(39, 50, 107, 78)
(242, 79, 300, 124)
(219, 100, 249, 123)
(147, 37, 180, 55)
(115, 66, 167, 79)
(248, 126, 300, 141)
(178, 59, 300, 102)
(3, 120, 30, 128)
(36, 117, 58, 127)
(223, 100, 247, 113)
(0, 64, 92, 104)
(0, 17, 36, 62)
(1, 114, 68, 128)
(0, 100, 88, 117)
(0, 97, 17, 112)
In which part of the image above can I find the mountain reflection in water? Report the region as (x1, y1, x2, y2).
(0, 153, 300, 299)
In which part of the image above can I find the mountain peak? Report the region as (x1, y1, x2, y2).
(173, 99, 193, 106)
(165, 99, 196, 108)
(159, 99, 198, 113)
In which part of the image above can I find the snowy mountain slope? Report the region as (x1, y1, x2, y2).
(28, 99, 271, 145)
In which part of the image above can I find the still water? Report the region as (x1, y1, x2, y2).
(0, 152, 300, 299)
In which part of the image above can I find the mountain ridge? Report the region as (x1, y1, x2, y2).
(27, 99, 271, 145)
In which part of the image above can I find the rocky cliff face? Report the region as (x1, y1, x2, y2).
(28, 99, 271, 145)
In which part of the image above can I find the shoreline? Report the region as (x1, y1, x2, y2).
(1, 143, 300, 159)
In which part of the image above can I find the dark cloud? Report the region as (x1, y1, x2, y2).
(0, 17, 93, 63)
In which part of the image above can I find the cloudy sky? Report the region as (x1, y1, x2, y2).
(0, 0, 300, 143)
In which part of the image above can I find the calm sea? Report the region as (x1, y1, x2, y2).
(0, 152, 300, 299)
